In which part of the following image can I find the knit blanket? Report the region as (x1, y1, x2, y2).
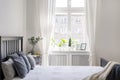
(83, 61, 119, 80)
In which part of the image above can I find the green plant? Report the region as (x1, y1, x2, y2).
(28, 36, 42, 54)
(58, 38, 67, 47)
(51, 38, 78, 49)
(51, 38, 56, 46)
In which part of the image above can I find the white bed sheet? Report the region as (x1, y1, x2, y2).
(10, 66, 103, 80)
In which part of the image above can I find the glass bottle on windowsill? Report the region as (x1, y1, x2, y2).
(68, 38, 72, 51)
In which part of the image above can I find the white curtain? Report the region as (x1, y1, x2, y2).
(86, 0, 99, 65)
(38, 0, 55, 66)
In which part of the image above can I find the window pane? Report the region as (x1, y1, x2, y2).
(54, 14, 68, 35)
(71, 0, 85, 7)
(71, 13, 86, 36)
(56, 0, 67, 7)
(71, 13, 87, 46)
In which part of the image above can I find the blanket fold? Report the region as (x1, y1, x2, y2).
(83, 61, 119, 80)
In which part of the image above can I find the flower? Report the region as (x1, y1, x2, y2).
(28, 36, 43, 54)
(28, 36, 42, 46)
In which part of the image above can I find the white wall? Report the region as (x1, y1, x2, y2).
(0, 0, 26, 51)
(95, 0, 120, 65)
(26, 0, 41, 52)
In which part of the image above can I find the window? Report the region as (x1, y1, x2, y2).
(51, 0, 89, 51)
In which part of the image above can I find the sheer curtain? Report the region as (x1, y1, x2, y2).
(86, 0, 99, 65)
(38, 0, 55, 66)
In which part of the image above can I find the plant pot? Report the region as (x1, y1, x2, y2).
(31, 45, 35, 55)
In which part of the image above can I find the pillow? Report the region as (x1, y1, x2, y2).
(2, 58, 15, 79)
(9, 53, 19, 58)
(17, 52, 31, 72)
(27, 54, 36, 70)
(10, 54, 28, 78)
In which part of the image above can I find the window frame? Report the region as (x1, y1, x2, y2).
(52, 0, 88, 51)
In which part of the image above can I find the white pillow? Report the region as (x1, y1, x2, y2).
(27, 54, 36, 69)
(2, 58, 15, 79)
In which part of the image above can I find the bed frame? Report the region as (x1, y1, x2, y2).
(0, 36, 23, 80)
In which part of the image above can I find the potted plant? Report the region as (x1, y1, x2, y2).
(28, 36, 42, 55)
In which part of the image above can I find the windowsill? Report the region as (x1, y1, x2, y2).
(49, 47, 90, 53)
(49, 50, 90, 55)
(49, 47, 90, 55)
(51, 50, 90, 53)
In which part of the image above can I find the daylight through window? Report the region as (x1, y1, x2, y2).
(51, 0, 89, 51)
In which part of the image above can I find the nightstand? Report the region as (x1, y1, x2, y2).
(32, 55, 42, 65)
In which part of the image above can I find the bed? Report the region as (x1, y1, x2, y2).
(0, 36, 108, 80)
(11, 66, 103, 80)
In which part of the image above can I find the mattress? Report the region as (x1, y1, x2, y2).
(9, 66, 103, 80)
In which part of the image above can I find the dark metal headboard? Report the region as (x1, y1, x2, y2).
(0, 36, 23, 80)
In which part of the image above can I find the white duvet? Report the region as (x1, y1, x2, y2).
(9, 66, 103, 80)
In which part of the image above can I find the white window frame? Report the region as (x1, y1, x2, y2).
(52, 0, 88, 51)
(55, 0, 86, 32)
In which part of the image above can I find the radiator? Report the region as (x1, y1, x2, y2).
(49, 53, 89, 66)
(72, 55, 89, 66)
(49, 55, 67, 66)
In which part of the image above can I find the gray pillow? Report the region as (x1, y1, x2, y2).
(11, 54, 28, 78)
(17, 52, 31, 72)
(27, 54, 36, 69)
(2, 58, 15, 79)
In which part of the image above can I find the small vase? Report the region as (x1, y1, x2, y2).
(31, 45, 35, 55)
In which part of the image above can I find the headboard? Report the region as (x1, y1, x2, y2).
(0, 36, 23, 80)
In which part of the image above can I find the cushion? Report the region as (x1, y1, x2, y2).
(10, 53, 28, 78)
(17, 52, 31, 72)
(8, 53, 19, 58)
(27, 54, 36, 69)
(2, 58, 15, 79)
